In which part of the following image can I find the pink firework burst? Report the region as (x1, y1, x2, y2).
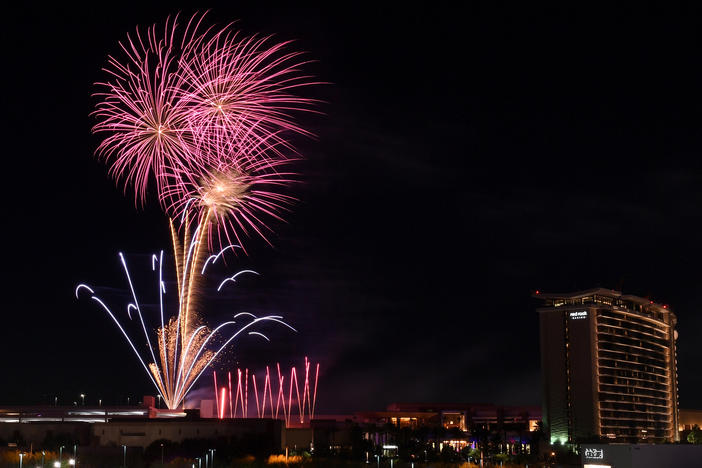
(92, 12, 317, 239)
(92, 14, 206, 205)
(176, 28, 319, 166)
(163, 145, 297, 253)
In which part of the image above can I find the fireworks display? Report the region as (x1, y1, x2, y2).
(75, 241, 295, 409)
(92, 11, 316, 247)
(76, 242, 296, 410)
(211, 357, 320, 426)
(85, 12, 317, 409)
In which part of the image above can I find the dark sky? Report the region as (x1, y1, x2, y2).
(2, 4, 701, 413)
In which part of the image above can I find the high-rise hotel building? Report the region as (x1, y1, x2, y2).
(536, 288, 679, 444)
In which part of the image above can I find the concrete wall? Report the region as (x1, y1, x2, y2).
(0, 422, 93, 445)
(92, 419, 283, 449)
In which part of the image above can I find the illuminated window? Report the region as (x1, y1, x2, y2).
(442, 412, 466, 431)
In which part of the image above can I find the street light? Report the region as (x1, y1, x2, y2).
(59, 446, 64, 466)
(156, 395, 161, 409)
(19, 453, 23, 468)
(68, 459, 75, 466)
(80, 394, 85, 406)
(122, 445, 127, 468)
(53, 462, 60, 468)
(41, 450, 45, 468)
(209, 449, 215, 468)
(160, 443, 164, 467)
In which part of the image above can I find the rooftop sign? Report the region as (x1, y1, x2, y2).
(584, 447, 604, 459)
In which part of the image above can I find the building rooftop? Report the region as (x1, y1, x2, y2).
(534, 287, 674, 320)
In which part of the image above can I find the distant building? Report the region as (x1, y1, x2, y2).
(536, 288, 679, 444)
(678, 408, 702, 443)
(373, 402, 540, 433)
(357, 403, 541, 454)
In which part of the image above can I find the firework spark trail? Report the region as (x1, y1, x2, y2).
(312, 362, 320, 417)
(234, 369, 244, 416)
(276, 363, 287, 422)
(218, 270, 260, 291)
(248, 331, 270, 341)
(228, 371, 233, 418)
(119, 252, 159, 377)
(252, 373, 260, 417)
(88, 295, 165, 398)
(266, 366, 275, 417)
(76, 249, 295, 409)
(219, 387, 227, 419)
(153, 251, 171, 397)
(202, 244, 241, 274)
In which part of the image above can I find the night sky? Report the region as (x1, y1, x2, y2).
(3, 4, 701, 413)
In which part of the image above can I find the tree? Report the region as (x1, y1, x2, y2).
(687, 425, 702, 444)
(439, 444, 459, 462)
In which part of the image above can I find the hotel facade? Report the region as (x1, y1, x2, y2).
(536, 288, 679, 444)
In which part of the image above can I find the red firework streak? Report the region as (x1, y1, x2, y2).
(213, 357, 319, 426)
